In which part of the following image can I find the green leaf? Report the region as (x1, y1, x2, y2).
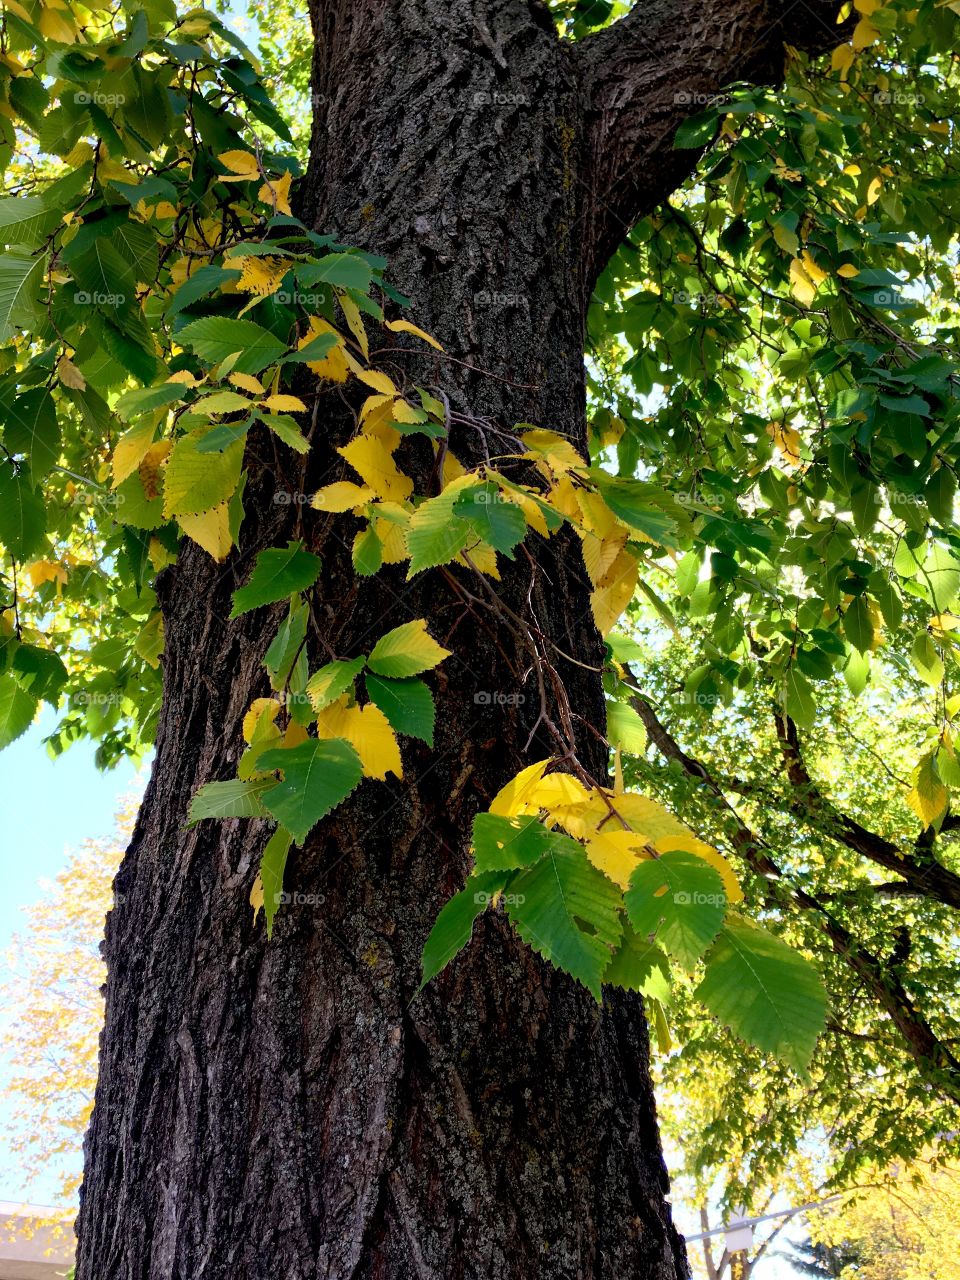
(0, 195, 60, 247)
(261, 826, 293, 938)
(71, 241, 136, 318)
(296, 253, 372, 291)
(176, 316, 287, 375)
(352, 524, 383, 576)
(453, 483, 527, 558)
(406, 491, 470, 576)
(506, 841, 623, 1000)
(0, 463, 46, 559)
(625, 850, 726, 970)
(604, 924, 672, 1002)
(912, 631, 944, 688)
(363, 673, 434, 746)
(0, 248, 47, 332)
(0, 676, 37, 749)
(259, 738, 363, 844)
(188, 777, 274, 823)
(606, 699, 648, 754)
(842, 595, 875, 654)
(2, 389, 60, 478)
(264, 596, 309, 691)
(783, 666, 815, 729)
(472, 814, 559, 872)
(306, 657, 365, 712)
(695, 921, 827, 1073)
(419, 870, 509, 989)
(231, 542, 322, 617)
(162, 432, 245, 518)
(674, 109, 719, 149)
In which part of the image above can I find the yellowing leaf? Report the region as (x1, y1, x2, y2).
(852, 15, 881, 47)
(177, 503, 233, 561)
(299, 317, 350, 382)
(801, 251, 829, 285)
(312, 480, 376, 512)
(229, 372, 265, 395)
(385, 318, 443, 350)
(584, 828, 649, 889)
(338, 292, 369, 358)
(866, 175, 882, 204)
(139, 440, 172, 499)
(257, 170, 293, 215)
(316, 700, 403, 779)
(837, 263, 860, 278)
(789, 257, 818, 306)
(218, 150, 260, 180)
(906, 752, 949, 827)
(260, 394, 306, 413)
(250, 872, 264, 922)
(23, 559, 68, 589)
(57, 356, 85, 390)
(521, 428, 584, 475)
(367, 618, 452, 678)
(242, 697, 282, 744)
(235, 255, 290, 297)
(590, 547, 639, 635)
(488, 759, 552, 816)
(112, 419, 156, 488)
(338, 434, 413, 503)
(767, 421, 802, 467)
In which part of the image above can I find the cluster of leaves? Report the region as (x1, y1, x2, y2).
(0, 0, 830, 1072)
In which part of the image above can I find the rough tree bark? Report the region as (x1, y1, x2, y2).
(76, 2, 839, 1276)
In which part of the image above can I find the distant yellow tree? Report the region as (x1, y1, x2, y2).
(0, 801, 135, 1214)
(812, 1157, 960, 1280)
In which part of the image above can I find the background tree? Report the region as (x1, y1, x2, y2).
(0, 0, 958, 1276)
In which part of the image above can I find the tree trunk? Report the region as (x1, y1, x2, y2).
(77, 0, 832, 1274)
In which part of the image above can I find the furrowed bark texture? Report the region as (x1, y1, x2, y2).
(77, 1, 832, 1275)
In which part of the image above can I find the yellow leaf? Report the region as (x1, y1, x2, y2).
(177, 503, 233, 560)
(458, 540, 500, 578)
(375, 512, 410, 563)
(23, 559, 68, 590)
(581, 530, 627, 588)
(525, 772, 592, 812)
(831, 41, 855, 77)
(235, 255, 290, 297)
(260, 394, 306, 413)
(488, 759, 553, 816)
(352, 365, 397, 396)
(299, 317, 350, 382)
(766, 421, 802, 467)
(338, 434, 413, 503)
(906, 752, 949, 827)
(148, 536, 177, 571)
(854, 0, 880, 12)
(590, 547, 639, 636)
(218, 150, 260, 180)
(837, 263, 860, 278)
(38, 6, 76, 41)
(503, 487, 550, 538)
(257, 170, 293, 215)
(585, 828, 649, 889)
(789, 257, 817, 306)
(866, 175, 882, 204)
(852, 15, 881, 45)
(385, 318, 443, 350)
(392, 399, 425, 425)
(801, 250, 829, 285)
(250, 873, 264, 922)
(229, 372, 264, 395)
(112, 419, 156, 488)
(338, 292, 369, 358)
(312, 480, 376, 512)
(316, 700, 402, 779)
(520, 428, 584, 474)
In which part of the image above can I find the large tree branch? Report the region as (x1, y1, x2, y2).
(577, 0, 845, 285)
(620, 668, 960, 1103)
(774, 711, 960, 911)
